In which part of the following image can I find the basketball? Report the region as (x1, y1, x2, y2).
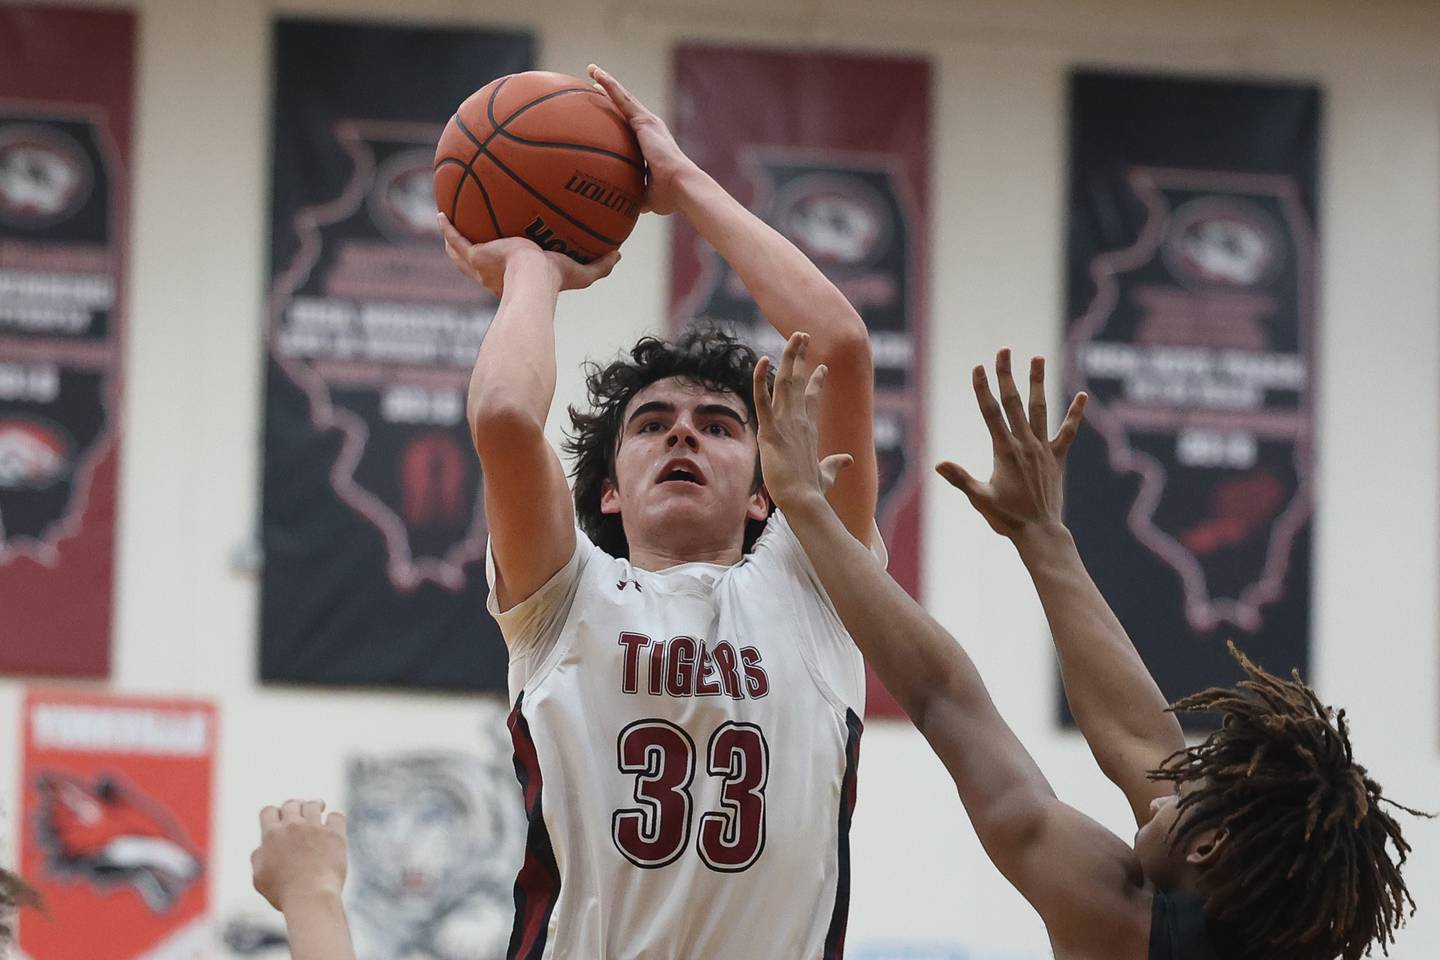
(433, 71, 646, 265)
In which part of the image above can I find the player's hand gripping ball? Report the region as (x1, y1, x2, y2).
(433, 71, 646, 265)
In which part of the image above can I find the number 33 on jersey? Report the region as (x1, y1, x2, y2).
(489, 511, 880, 960)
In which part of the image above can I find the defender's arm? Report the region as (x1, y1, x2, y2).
(754, 338, 1150, 960)
(939, 352, 1184, 825)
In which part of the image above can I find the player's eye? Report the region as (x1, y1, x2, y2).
(704, 422, 732, 437)
(638, 419, 664, 434)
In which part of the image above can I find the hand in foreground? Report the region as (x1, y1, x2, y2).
(937, 349, 1086, 541)
(438, 214, 619, 297)
(1, 868, 42, 947)
(754, 331, 853, 511)
(251, 799, 348, 914)
(588, 64, 699, 215)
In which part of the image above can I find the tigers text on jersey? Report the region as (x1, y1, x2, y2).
(487, 511, 879, 960)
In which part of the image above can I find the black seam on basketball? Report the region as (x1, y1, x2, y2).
(491, 129, 645, 172)
(449, 80, 629, 248)
(475, 89, 606, 169)
(474, 145, 620, 247)
(464, 163, 503, 238)
(453, 115, 492, 185)
(490, 84, 602, 135)
(434, 155, 501, 237)
(485, 75, 509, 130)
(433, 157, 472, 222)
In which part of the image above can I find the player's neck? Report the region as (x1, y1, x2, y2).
(627, 536, 744, 572)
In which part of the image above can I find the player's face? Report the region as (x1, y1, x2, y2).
(602, 376, 768, 556)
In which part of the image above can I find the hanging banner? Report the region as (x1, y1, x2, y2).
(0, 5, 133, 676)
(1063, 71, 1319, 725)
(261, 19, 532, 690)
(671, 46, 931, 717)
(18, 690, 217, 959)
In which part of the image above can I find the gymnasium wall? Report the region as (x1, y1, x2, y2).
(2, 0, 1438, 955)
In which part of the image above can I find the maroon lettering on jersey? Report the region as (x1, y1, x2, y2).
(694, 641, 723, 697)
(618, 632, 652, 695)
(698, 722, 769, 871)
(648, 641, 665, 697)
(613, 719, 696, 868)
(665, 635, 698, 697)
(740, 646, 770, 699)
(710, 640, 744, 700)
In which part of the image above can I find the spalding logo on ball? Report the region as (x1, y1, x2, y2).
(434, 71, 646, 264)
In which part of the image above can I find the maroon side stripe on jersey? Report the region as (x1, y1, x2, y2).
(507, 693, 561, 960)
(823, 708, 864, 960)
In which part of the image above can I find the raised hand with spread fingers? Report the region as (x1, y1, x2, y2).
(753, 332, 854, 512)
(936, 349, 1085, 542)
(251, 799, 356, 960)
(936, 350, 1184, 826)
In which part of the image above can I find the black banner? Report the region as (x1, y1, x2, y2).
(1064, 71, 1319, 725)
(261, 19, 532, 690)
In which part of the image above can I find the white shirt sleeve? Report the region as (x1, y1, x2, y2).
(749, 509, 887, 715)
(485, 529, 596, 668)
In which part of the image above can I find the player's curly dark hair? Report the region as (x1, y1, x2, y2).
(1150, 642, 1430, 960)
(0, 867, 41, 950)
(564, 327, 769, 559)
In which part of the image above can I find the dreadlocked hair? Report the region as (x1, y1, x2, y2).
(0, 867, 41, 950)
(563, 326, 770, 559)
(1150, 641, 1431, 960)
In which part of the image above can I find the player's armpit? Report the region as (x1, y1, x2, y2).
(474, 412, 576, 611)
(987, 797, 1152, 960)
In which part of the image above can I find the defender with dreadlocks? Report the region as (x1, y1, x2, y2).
(439, 66, 880, 960)
(753, 335, 1425, 960)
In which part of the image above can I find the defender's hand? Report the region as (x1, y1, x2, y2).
(588, 64, 700, 216)
(754, 332, 853, 511)
(251, 799, 348, 914)
(936, 350, 1086, 540)
(439, 214, 619, 297)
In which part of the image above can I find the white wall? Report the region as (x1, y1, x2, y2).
(2, 0, 1439, 955)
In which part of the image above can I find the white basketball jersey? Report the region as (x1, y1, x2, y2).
(487, 511, 878, 960)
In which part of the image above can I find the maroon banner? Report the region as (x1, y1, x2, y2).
(0, 5, 134, 676)
(670, 45, 930, 716)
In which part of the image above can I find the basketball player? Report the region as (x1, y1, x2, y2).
(250, 799, 356, 960)
(755, 335, 1427, 960)
(437, 66, 880, 957)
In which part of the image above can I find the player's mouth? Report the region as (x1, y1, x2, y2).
(656, 458, 707, 487)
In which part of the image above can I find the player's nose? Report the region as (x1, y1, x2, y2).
(665, 420, 700, 449)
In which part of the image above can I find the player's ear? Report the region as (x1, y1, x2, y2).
(600, 477, 622, 515)
(1184, 827, 1228, 867)
(746, 485, 771, 521)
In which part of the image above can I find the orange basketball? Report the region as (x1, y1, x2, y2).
(433, 71, 646, 265)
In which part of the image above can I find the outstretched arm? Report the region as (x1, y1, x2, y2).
(251, 800, 356, 960)
(937, 350, 1184, 826)
(590, 66, 877, 544)
(440, 219, 616, 609)
(754, 336, 1150, 959)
